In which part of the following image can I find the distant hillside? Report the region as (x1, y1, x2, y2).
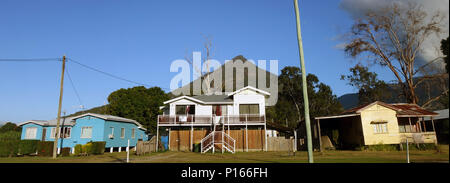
(337, 93, 359, 110)
(338, 74, 449, 110)
(170, 55, 278, 97)
(66, 105, 109, 117)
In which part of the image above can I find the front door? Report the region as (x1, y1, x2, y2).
(42, 128, 46, 141)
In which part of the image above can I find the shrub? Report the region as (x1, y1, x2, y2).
(366, 144, 399, 151)
(37, 141, 54, 157)
(0, 131, 21, 141)
(193, 143, 200, 152)
(90, 141, 106, 155)
(402, 143, 437, 151)
(18, 140, 39, 155)
(82, 143, 93, 155)
(60, 147, 71, 157)
(74, 144, 82, 156)
(0, 139, 20, 157)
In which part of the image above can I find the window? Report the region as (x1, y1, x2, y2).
(80, 127, 92, 138)
(50, 127, 71, 138)
(110, 127, 114, 135)
(121, 128, 125, 138)
(25, 127, 37, 139)
(132, 128, 135, 139)
(239, 104, 259, 114)
(176, 105, 195, 115)
(372, 123, 388, 134)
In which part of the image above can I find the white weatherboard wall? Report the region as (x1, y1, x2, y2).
(169, 99, 198, 115)
(232, 89, 266, 115)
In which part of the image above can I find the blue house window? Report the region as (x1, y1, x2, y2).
(81, 127, 92, 138)
(121, 128, 125, 138)
(132, 128, 135, 139)
(25, 127, 37, 139)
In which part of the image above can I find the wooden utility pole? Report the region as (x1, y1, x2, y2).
(293, 0, 314, 163)
(53, 55, 66, 159)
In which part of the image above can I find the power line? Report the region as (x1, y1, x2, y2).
(67, 57, 170, 90)
(0, 58, 61, 62)
(66, 66, 84, 110)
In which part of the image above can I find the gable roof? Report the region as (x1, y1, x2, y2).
(18, 117, 76, 127)
(72, 113, 147, 130)
(19, 113, 147, 131)
(341, 101, 438, 117)
(227, 86, 271, 96)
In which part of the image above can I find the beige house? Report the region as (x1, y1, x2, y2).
(315, 101, 439, 149)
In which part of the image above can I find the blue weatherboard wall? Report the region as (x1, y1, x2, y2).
(20, 123, 43, 140)
(103, 120, 148, 148)
(20, 115, 148, 149)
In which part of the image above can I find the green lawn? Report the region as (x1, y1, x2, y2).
(1, 145, 448, 163)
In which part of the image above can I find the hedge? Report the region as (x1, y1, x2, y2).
(0, 139, 19, 157)
(37, 141, 54, 157)
(18, 140, 39, 155)
(90, 141, 106, 155)
(74, 144, 82, 156)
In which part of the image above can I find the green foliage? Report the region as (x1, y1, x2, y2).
(90, 141, 106, 155)
(0, 131, 21, 141)
(401, 143, 437, 151)
(107, 86, 169, 134)
(0, 122, 21, 133)
(341, 64, 391, 105)
(193, 143, 201, 152)
(366, 144, 399, 151)
(0, 139, 19, 157)
(74, 144, 82, 156)
(82, 143, 93, 155)
(18, 140, 39, 155)
(37, 141, 54, 157)
(268, 66, 343, 127)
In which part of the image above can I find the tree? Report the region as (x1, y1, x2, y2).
(341, 64, 391, 105)
(0, 122, 21, 133)
(107, 86, 169, 134)
(268, 66, 342, 128)
(344, 2, 448, 106)
(441, 37, 449, 74)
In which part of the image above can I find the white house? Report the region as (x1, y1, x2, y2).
(157, 86, 270, 153)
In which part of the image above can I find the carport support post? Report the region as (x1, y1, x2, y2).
(190, 122, 193, 152)
(317, 119, 322, 152)
(264, 117, 267, 152)
(246, 115, 248, 152)
(294, 0, 314, 163)
(408, 117, 413, 132)
(156, 123, 159, 152)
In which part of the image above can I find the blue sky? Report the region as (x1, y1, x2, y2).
(0, 0, 396, 123)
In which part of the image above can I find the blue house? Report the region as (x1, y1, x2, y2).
(18, 113, 148, 153)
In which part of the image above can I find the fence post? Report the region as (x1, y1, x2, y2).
(127, 139, 130, 163)
(406, 139, 410, 163)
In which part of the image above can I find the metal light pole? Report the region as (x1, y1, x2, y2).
(293, 0, 314, 163)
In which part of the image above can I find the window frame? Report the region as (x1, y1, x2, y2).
(121, 128, 125, 138)
(25, 127, 37, 139)
(372, 123, 388, 134)
(80, 126, 93, 138)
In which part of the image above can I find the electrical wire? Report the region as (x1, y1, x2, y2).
(0, 58, 61, 62)
(66, 66, 84, 109)
(67, 57, 170, 90)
